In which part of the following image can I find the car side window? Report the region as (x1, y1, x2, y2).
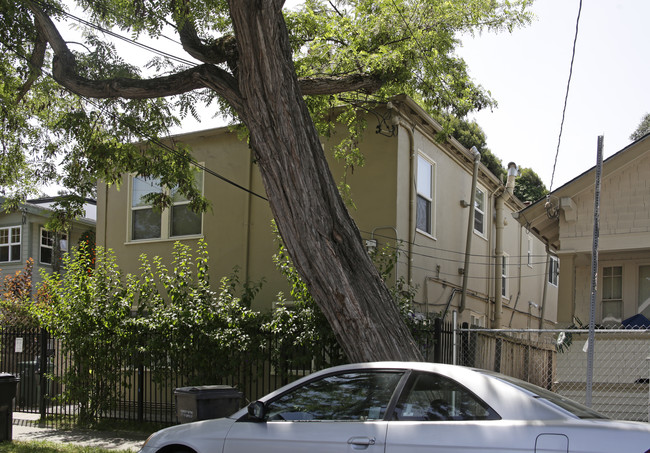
(265, 371, 404, 422)
(392, 372, 499, 421)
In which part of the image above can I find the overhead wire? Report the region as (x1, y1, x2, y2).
(6, 2, 565, 292)
(361, 229, 556, 266)
(549, 0, 584, 193)
(0, 38, 268, 202)
(42, 0, 197, 67)
(395, 259, 551, 281)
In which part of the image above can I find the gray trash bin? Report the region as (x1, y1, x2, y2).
(0, 373, 19, 441)
(174, 385, 243, 424)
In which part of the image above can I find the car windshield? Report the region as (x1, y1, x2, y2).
(479, 370, 608, 420)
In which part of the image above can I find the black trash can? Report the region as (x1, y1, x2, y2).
(174, 385, 243, 424)
(0, 373, 19, 441)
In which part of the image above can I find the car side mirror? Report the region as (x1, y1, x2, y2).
(248, 400, 266, 420)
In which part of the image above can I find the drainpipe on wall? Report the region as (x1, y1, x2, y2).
(493, 162, 518, 328)
(399, 117, 416, 286)
(459, 146, 481, 314)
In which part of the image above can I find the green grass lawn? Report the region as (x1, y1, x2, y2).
(0, 441, 136, 453)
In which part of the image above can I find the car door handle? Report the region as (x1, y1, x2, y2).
(348, 436, 376, 446)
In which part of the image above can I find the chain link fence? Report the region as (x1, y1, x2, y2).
(454, 325, 650, 422)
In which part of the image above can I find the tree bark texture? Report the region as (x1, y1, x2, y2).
(228, 0, 422, 362)
(26, 0, 423, 363)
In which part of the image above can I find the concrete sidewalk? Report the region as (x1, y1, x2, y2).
(12, 412, 149, 451)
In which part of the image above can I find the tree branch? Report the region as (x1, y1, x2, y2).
(298, 74, 384, 95)
(173, 0, 238, 67)
(27, 1, 244, 110)
(17, 28, 47, 102)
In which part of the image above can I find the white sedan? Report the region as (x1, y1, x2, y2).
(139, 361, 650, 453)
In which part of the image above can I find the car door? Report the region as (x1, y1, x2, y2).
(385, 371, 543, 453)
(223, 370, 405, 453)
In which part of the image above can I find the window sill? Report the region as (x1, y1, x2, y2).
(126, 234, 204, 245)
(416, 229, 437, 241)
(473, 230, 488, 241)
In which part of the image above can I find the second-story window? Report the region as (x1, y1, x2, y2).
(548, 256, 559, 286)
(474, 187, 486, 236)
(130, 171, 204, 241)
(132, 176, 163, 240)
(170, 174, 203, 237)
(416, 154, 435, 236)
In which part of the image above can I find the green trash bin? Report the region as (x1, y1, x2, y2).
(0, 373, 19, 441)
(174, 385, 243, 424)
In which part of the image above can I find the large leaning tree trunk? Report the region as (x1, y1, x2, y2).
(28, 0, 423, 362)
(229, 1, 422, 362)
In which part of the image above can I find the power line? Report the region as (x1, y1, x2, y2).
(1, 38, 268, 202)
(361, 229, 555, 265)
(549, 0, 583, 193)
(49, 5, 197, 68)
(395, 258, 551, 281)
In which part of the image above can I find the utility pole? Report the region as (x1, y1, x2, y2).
(586, 135, 603, 407)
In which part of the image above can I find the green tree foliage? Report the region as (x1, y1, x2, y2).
(630, 113, 650, 141)
(5, 0, 533, 362)
(514, 167, 548, 203)
(265, 225, 347, 369)
(266, 226, 430, 362)
(1, 0, 532, 214)
(0, 258, 41, 328)
(36, 243, 136, 425)
(34, 240, 262, 425)
(437, 114, 506, 180)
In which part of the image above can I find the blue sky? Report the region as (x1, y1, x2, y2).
(52, 0, 650, 195)
(458, 0, 650, 190)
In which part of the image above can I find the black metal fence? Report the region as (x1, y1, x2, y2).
(0, 326, 350, 425)
(4, 319, 554, 426)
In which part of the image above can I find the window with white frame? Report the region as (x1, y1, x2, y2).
(638, 265, 650, 320)
(501, 254, 508, 298)
(470, 313, 485, 327)
(473, 187, 486, 236)
(40, 228, 68, 265)
(0, 226, 21, 263)
(602, 266, 623, 324)
(548, 256, 559, 286)
(131, 176, 163, 240)
(527, 235, 533, 267)
(130, 171, 203, 241)
(170, 177, 203, 237)
(416, 154, 435, 236)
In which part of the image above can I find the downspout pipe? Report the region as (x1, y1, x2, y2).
(401, 119, 416, 286)
(494, 162, 518, 328)
(459, 146, 481, 313)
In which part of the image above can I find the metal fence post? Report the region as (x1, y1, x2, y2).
(433, 318, 442, 363)
(647, 355, 650, 423)
(138, 354, 144, 423)
(586, 136, 604, 407)
(452, 311, 458, 365)
(39, 328, 48, 419)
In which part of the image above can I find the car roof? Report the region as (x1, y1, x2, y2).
(236, 361, 571, 422)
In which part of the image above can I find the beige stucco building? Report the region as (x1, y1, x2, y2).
(96, 95, 557, 329)
(515, 134, 650, 327)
